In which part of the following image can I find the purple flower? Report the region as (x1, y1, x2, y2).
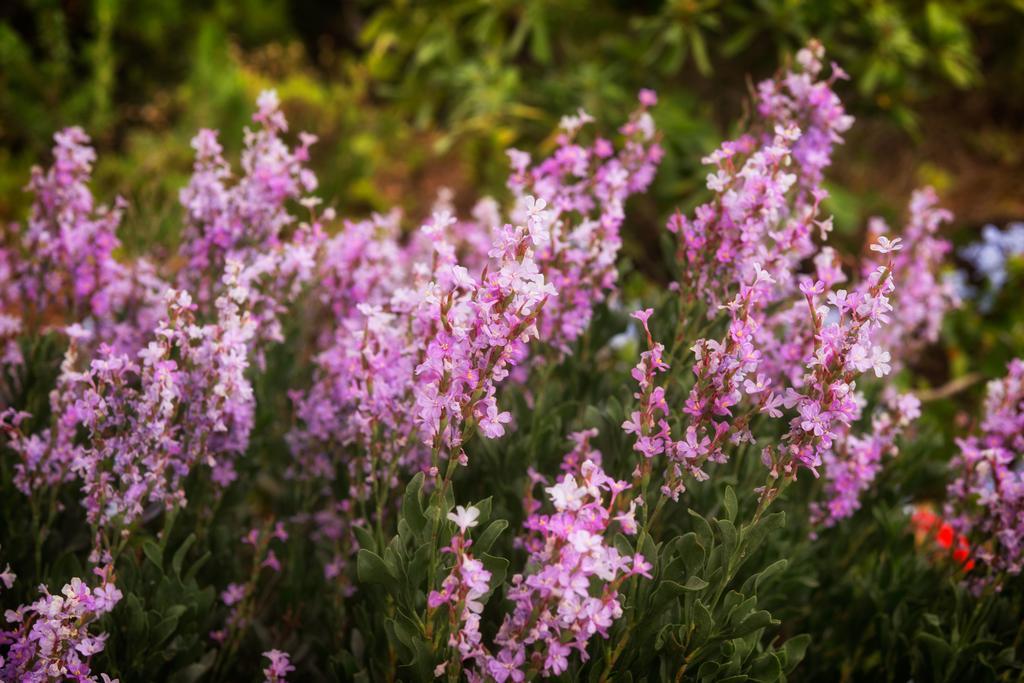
(945, 359, 1024, 584)
(262, 649, 296, 683)
(0, 570, 120, 681)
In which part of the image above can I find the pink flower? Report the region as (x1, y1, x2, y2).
(262, 649, 296, 682)
(638, 89, 658, 107)
(632, 554, 654, 578)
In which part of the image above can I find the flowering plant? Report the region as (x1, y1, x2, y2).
(0, 40, 1021, 683)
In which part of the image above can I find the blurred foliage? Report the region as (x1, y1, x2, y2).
(2, 0, 1023, 239)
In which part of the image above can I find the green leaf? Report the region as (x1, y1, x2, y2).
(755, 559, 788, 593)
(741, 511, 785, 555)
(474, 497, 493, 526)
(748, 652, 782, 683)
(402, 473, 428, 534)
(689, 27, 711, 76)
(184, 551, 210, 583)
(724, 590, 745, 616)
(693, 599, 714, 644)
(677, 532, 706, 576)
(683, 575, 710, 591)
(688, 509, 714, 546)
(916, 632, 953, 672)
(164, 604, 188, 621)
(723, 486, 738, 523)
(397, 518, 414, 544)
(697, 660, 721, 679)
(781, 634, 811, 673)
(383, 619, 411, 661)
(480, 552, 509, 603)
(476, 519, 508, 554)
(527, 1, 551, 63)
(356, 549, 398, 588)
(168, 650, 216, 683)
(172, 534, 196, 576)
(151, 613, 181, 646)
(716, 518, 738, 557)
(655, 623, 675, 650)
(614, 533, 635, 559)
(353, 525, 376, 553)
(143, 540, 163, 569)
(126, 593, 148, 640)
(639, 531, 658, 570)
(735, 609, 774, 637)
(389, 609, 420, 649)
(408, 635, 436, 681)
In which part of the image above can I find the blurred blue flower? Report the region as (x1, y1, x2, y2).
(957, 222, 1024, 311)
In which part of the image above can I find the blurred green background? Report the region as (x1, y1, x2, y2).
(2, 0, 1023, 378)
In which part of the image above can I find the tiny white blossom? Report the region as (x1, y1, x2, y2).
(447, 505, 480, 533)
(870, 235, 903, 254)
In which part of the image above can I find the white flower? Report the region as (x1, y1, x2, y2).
(424, 209, 457, 238)
(524, 195, 551, 247)
(447, 505, 480, 534)
(546, 475, 587, 512)
(525, 195, 547, 219)
(870, 235, 903, 254)
(869, 347, 892, 378)
(706, 170, 730, 192)
(256, 89, 280, 113)
(0, 563, 15, 590)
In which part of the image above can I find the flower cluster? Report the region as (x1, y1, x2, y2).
(862, 188, 957, 365)
(285, 97, 662, 588)
(289, 205, 558, 513)
(178, 90, 319, 308)
(179, 91, 328, 363)
(670, 41, 850, 315)
(429, 506, 492, 675)
(0, 41, 996, 680)
(0, 566, 121, 682)
(811, 390, 921, 527)
(1, 334, 87, 496)
(461, 449, 649, 681)
(2, 262, 257, 551)
(0, 127, 164, 356)
(622, 44, 947, 522)
(757, 40, 854, 190)
(1, 127, 122, 325)
(946, 359, 1024, 583)
(761, 257, 898, 483)
(638, 47, 856, 501)
(507, 95, 663, 354)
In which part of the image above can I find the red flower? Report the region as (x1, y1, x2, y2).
(936, 523, 954, 549)
(910, 505, 975, 572)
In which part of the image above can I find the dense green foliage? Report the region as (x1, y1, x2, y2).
(3, 1, 1023, 226)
